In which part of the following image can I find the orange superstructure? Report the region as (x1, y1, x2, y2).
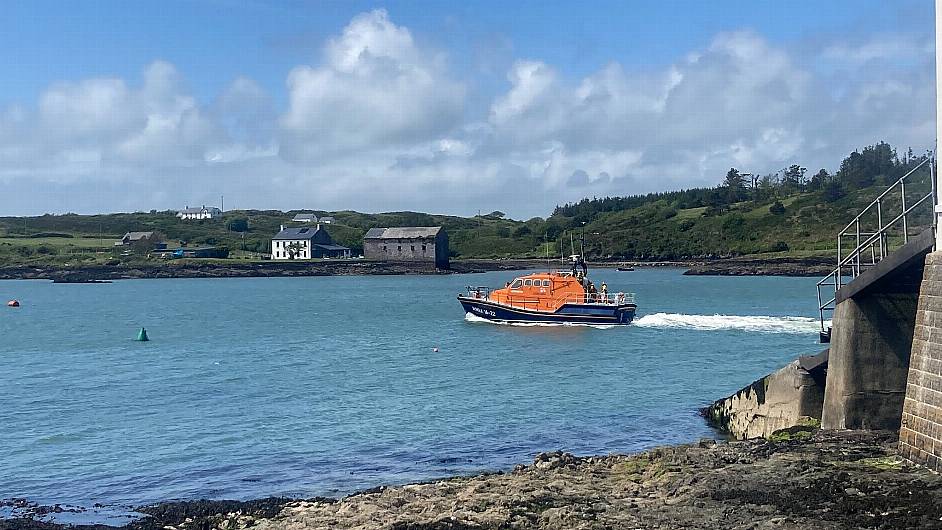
(488, 272, 590, 312)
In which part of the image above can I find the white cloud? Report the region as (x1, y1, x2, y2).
(279, 9, 465, 161)
(0, 12, 934, 218)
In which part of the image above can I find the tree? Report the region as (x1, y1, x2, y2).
(822, 179, 846, 203)
(723, 168, 746, 203)
(229, 218, 249, 232)
(286, 242, 302, 259)
(782, 165, 807, 192)
(808, 169, 829, 191)
(484, 211, 505, 220)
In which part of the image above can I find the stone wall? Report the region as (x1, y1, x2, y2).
(821, 292, 919, 430)
(703, 358, 825, 439)
(900, 251, 942, 470)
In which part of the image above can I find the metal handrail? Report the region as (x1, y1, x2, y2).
(501, 292, 636, 310)
(816, 157, 936, 337)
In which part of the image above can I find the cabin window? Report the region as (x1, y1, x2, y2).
(511, 279, 523, 288)
(398, 245, 402, 251)
(524, 279, 532, 286)
(411, 245, 415, 251)
(542, 280, 551, 287)
(383, 245, 387, 251)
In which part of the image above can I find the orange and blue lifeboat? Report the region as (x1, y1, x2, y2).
(457, 271, 636, 325)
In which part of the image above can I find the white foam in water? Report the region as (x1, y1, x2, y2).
(633, 312, 826, 334)
(464, 313, 617, 329)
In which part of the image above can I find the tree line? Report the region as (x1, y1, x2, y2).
(554, 142, 931, 221)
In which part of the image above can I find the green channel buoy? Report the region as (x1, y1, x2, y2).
(136, 327, 149, 342)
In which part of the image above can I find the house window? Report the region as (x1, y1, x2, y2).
(383, 245, 387, 251)
(398, 245, 402, 251)
(411, 245, 415, 251)
(422, 244, 427, 252)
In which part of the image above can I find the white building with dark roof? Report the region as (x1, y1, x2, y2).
(177, 205, 221, 220)
(363, 226, 448, 268)
(292, 213, 318, 223)
(271, 224, 350, 260)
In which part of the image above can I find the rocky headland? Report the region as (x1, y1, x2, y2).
(4, 429, 940, 530)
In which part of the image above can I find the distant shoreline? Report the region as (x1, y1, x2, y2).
(0, 257, 833, 282)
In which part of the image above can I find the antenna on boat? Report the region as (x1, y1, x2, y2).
(544, 232, 550, 272)
(580, 222, 586, 260)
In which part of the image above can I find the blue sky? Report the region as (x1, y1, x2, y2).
(0, 0, 935, 217)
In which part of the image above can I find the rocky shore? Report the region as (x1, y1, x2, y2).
(0, 256, 832, 282)
(0, 260, 536, 282)
(682, 256, 834, 277)
(4, 430, 941, 530)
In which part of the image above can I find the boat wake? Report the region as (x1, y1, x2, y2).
(464, 313, 617, 329)
(633, 313, 825, 334)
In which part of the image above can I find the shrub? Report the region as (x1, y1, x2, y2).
(678, 219, 696, 232)
(513, 225, 532, 237)
(769, 201, 786, 215)
(29, 232, 73, 238)
(822, 180, 846, 203)
(768, 241, 790, 252)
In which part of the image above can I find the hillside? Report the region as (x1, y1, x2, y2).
(0, 142, 932, 267)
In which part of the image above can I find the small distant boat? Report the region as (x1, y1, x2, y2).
(7, 299, 20, 307)
(617, 267, 635, 272)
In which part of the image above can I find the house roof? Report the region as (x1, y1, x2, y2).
(320, 216, 335, 221)
(123, 231, 155, 241)
(314, 244, 350, 251)
(273, 226, 324, 240)
(293, 213, 318, 221)
(364, 227, 443, 239)
(179, 206, 220, 214)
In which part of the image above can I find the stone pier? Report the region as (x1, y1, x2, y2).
(900, 252, 942, 470)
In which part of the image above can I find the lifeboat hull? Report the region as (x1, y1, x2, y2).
(458, 296, 636, 325)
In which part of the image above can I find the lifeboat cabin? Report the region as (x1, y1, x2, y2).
(458, 271, 636, 325)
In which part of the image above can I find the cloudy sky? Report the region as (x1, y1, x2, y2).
(0, 0, 935, 219)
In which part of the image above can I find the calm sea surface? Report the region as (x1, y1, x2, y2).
(0, 268, 825, 519)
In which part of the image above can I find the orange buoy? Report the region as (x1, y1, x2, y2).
(7, 299, 20, 307)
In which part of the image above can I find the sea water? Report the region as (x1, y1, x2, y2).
(0, 268, 825, 518)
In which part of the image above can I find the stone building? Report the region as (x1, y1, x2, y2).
(271, 224, 350, 260)
(363, 227, 449, 268)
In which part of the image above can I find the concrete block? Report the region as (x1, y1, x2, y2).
(703, 359, 825, 439)
(823, 293, 918, 430)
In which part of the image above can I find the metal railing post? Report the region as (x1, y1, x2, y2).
(855, 219, 861, 276)
(877, 199, 884, 258)
(901, 180, 909, 243)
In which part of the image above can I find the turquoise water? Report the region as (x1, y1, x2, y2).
(0, 269, 824, 517)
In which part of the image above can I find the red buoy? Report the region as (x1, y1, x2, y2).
(7, 299, 20, 307)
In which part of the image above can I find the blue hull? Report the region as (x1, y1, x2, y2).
(458, 296, 636, 325)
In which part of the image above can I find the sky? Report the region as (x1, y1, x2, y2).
(0, 0, 936, 219)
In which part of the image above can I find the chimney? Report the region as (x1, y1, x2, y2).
(280, 224, 284, 232)
(316, 223, 322, 230)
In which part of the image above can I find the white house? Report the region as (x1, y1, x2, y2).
(177, 205, 221, 220)
(292, 213, 318, 223)
(320, 216, 335, 224)
(271, 224, 351, 260)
